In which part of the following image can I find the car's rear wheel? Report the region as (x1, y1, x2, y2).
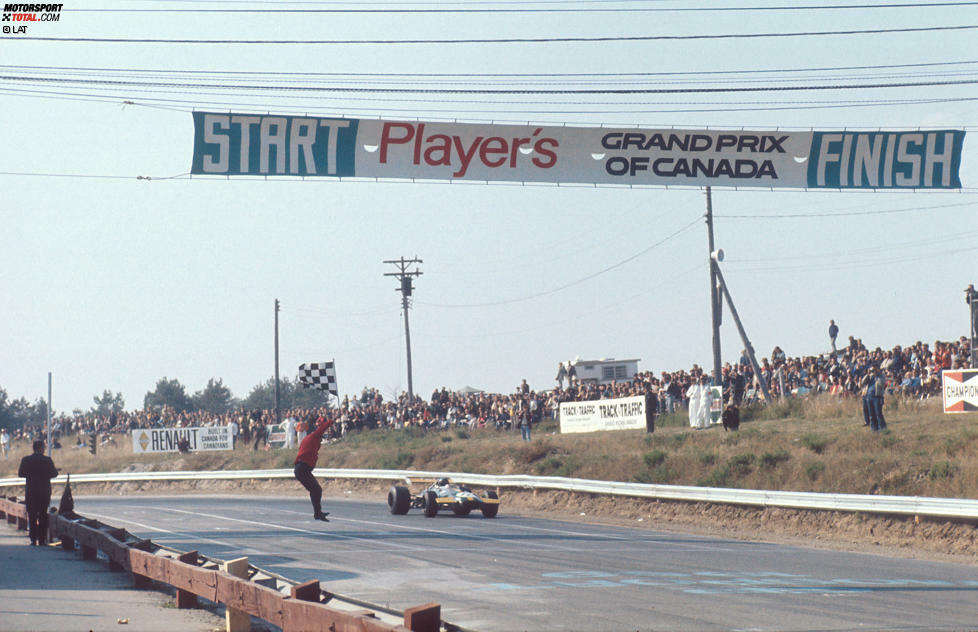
(423, 490, 439, 517)
(388, 485, 411, 515)
(481, 491, 499, 518)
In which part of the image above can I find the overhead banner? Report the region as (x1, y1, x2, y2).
(559, 395, 648, 434)
(131, 426, 233, 453)
(191, 112, 965, 189)
(943, 369, 978, 413)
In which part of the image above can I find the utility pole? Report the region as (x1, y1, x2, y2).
(705, 187, 722, 385)
(47, 372, 52, 457)
(274, 298, 281, 425)
(713, 260, 772, 403)
(967, 283, 978, 368)
(384, 257, 423, 400)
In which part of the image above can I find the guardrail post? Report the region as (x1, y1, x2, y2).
(131, 540, 154, 588)
(404, 603, 441, 632)
(57, 514, 74, 551)
(290, 580, 320, 602)
(107, 528, 127, 571)
(223, 557, 250, 632)
(176, 551, 199, 609)
(80, 519, 98, 559)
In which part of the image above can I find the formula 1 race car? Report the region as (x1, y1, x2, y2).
(388, 478, 499, 518)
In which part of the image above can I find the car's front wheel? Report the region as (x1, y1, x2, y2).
(388, 485, 411, 515)
(423, 490, 439, 517)
(481, 491, 499, 518)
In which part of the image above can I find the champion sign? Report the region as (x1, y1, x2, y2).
(942, 369, 978, 414)
(190, 113, 966, 189)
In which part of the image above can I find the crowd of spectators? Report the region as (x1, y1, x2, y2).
(3, 334, 972, 451)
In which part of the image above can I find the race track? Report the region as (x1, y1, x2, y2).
(77, 495, 978, 631)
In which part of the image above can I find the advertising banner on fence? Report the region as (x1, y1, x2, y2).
(131, 426, 233, 453)
(710, 386, 723, 424)
(943, 369, 978, 413)
(191, 112, 965, 189)
(559, 395, 647, 434)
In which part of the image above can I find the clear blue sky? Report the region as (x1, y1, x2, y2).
(1, 1, 976, 413)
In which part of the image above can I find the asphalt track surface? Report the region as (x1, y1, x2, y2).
(77, 494, 978, 632)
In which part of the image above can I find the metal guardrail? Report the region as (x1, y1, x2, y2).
(3, 468, 978, 520)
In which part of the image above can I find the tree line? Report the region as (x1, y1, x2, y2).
(0, 377, 332, 429)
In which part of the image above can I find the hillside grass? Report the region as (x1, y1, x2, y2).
(3, 397, 977, 499)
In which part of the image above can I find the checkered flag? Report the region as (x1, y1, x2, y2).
(298, 362, 338, 396)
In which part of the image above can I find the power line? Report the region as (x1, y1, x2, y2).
(8, 67, 978, 87)
(727, 228, 978, 263)
(1, 171, 977, 195)
(4, 85, 978, 120)
(419, 216, 701, 308)
(5, 59, 978, 78)
(718, 200, 978, 219)
(730, 244, 978, 273)
(5, 74, 978, 94)
(14, 24, 978, 45)
(58, 2, 978, 13)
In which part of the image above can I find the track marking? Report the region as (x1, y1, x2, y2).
(81, 509, 257, 553)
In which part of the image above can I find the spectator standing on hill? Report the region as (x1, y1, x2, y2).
(555, 362, 567, 389)
(829, 320, 839, 354)
(659, 373, 675, 413)
(686, 375, 712, 429)
(239, 414, 251, 445)
(644, 383, 657, 433)
(517, 397, 532, 441)
(0, 428, 10, 458)
(284, 414, 297, 450)
(869, 367, 888, 432)
(293, 417, 335, 521)
(18, 439, 59, 546)
(567, 362, 577, 385)
(730, 366, 746, 405)
(859, 367, 874, 426)
(721, 404, 740, 431)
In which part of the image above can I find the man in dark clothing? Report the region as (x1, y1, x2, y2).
(721, 404, 740, 432)
(18, 440, 59, 546)
(828, 320, 839, 354)
(869, 369, 888, 432)
(644, 384, 657, 433)
(294, 417, 334, 521)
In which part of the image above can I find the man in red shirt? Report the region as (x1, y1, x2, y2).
(294, 416, 334, 521)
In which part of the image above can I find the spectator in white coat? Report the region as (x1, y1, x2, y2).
(284, 414, 298, 450)
(686, 375, 713, 429)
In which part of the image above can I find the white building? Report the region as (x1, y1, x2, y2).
(569, 358, 641, 385)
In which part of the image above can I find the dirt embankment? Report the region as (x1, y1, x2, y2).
(41, 477, 978, 566)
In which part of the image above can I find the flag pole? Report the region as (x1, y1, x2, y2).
(47, 372, 52, 457)
(331, 357, 338, 414)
